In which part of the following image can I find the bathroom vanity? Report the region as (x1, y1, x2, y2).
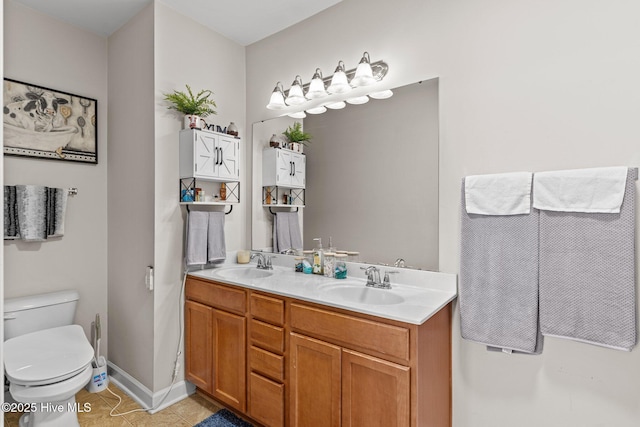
(185, 263, 456, 427)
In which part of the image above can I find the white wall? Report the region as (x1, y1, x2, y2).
(153, 1, 246, 390)
(107, 2, 155, 390)
(246, 0, 640, 425)
(4, 0, 108, 355)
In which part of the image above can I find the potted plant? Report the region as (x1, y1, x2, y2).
(164, 84, 217, 129)
(283, 122, 311, 152)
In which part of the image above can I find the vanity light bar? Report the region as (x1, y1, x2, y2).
(267, 52, 389, 111)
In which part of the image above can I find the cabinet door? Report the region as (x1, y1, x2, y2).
(213, 308, 247, 411)
(216, 136, 240, 180)
(193, 131, 217, 178)
(290, 152, 306, 188)
(185, 301, 213, 394)
(341, 349, 410, 427)
(275, 149, 293, 186)
(290, 333, 341, 427)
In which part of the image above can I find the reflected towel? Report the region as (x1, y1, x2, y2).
(207, 212, 226, 263)
(186, 211, 208, 265)
(274, 212, 303, 253)
(533, 166, 628, 213)
(539, 168, 637, 351)
(460, 178, 542, 354)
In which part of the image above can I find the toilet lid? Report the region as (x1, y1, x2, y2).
(4, 325, 94, 384)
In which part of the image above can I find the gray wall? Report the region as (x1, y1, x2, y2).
(107, 2, 156, 390)
(4, 0, 109, 356)
(303, 80, 439, 269)
(246, 0, 640, 425)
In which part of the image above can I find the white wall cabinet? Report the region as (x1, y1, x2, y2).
(262, 147, 305, 189)
(180, 129, 240, 182)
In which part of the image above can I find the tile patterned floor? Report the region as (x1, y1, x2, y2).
(4, 383, 223, 426)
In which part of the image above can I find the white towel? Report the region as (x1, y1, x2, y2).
(465, 172, 533, 215)
(186, 211, 208, 266)
(533, 166, 628, 213)
(207, 212, 226, 263)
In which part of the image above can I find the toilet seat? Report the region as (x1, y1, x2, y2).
(4, 325, 94, 386)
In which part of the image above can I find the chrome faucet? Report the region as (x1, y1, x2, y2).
(251, 252, 274, 270)
(361, 266, 381, 287)
(361, 266, 398, 289)
(394, 258, 406, 268)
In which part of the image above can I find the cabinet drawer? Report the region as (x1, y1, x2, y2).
(250, 319, 284, 354)
(250, 293, 284, 326)
(250, 346, 284, 382)
(290, 303, 410, 362)
(249, 372, 284, 427)
(186, 278, 246, 314)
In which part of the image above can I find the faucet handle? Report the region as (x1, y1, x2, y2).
(266, 255, 276, 269)
(382, 270, 399, 288)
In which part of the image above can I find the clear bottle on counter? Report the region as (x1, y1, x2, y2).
(324, 252, 336, 278)
(312, 238, 324, 275)
(334, 254, 348, 279)
(302, 250, 314, 274)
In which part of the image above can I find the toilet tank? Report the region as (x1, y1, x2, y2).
(4, 290, 80, 340)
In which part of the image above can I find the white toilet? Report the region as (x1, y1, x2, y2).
(4, 290, 95, 427)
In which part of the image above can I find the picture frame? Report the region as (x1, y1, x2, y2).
(3, 78, 98, 164)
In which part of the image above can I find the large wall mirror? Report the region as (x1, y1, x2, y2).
(251, 78, 439, 270)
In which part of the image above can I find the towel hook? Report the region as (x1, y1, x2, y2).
(68, 188, 78, 196)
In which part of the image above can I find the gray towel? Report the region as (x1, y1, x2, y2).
(273, 212, 303, 253)
(47, 187, 68, 237)
(16, 185, 48, 242)
(539, 168, 637, 351)
(4, 186, 19, 239)
(207, 212, 226, 263)
(186, 211, 208, 265)
(460, 179, 542, 354)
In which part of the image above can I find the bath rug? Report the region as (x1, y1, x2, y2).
(194, 409, 254, 427)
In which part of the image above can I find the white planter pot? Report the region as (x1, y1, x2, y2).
(184, 115, 203, 129)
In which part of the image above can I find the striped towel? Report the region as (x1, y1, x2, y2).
(4, 185, 68, 241)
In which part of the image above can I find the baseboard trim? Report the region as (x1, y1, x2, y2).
(107, 361, 196, 414)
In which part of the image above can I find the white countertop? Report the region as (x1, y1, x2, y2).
(188, 259, 457, 325)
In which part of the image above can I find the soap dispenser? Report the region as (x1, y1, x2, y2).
(312, 238, 324, 275)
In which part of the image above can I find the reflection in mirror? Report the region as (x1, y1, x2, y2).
(252, 79, 439, 270)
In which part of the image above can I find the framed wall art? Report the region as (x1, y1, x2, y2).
(3, 78, 98, 164)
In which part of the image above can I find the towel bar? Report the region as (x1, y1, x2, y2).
(185, 204, 233, 215)
(269, 206, 299, 215)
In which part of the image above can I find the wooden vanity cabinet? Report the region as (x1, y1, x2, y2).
(185, 278, 247, 412)
(185, 275, 452, 427)
(289, 302, 451, 427)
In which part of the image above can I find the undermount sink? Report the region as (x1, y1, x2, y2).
(215, 267, 274, 280)
(319, 282, 405, 306)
